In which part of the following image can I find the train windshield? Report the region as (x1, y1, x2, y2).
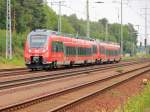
(29, 35, 47, 48)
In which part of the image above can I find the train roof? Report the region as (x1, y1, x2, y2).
(30, 29, 120, 47)
(29, 29, 57, 36)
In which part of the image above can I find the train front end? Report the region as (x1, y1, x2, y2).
(24, 30, 51, 70)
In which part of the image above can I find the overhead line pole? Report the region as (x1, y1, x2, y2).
(58, 1, 62, 34)
(50, 1, 65, 34)
(6, 0, 8, 59)
(141, 0, 150, 54)
(105, 23, 108, 41)
(6, 0, 12, 59)
(9, 0, 12, 59)
(86, 1, 104, 38)
(120, 0, 123, 55)
(144, 4, 149, 54)
(86, 0, 90, 38)
(145, 7, 147, 53)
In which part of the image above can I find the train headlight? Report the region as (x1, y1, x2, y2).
(29, 49, 31, 53)
(42, 49, 46, 53)
(42, 47, 48, 53)
(42, 46, 48, 53)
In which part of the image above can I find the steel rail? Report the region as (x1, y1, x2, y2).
(0, 60, 146, 90)
(0, 58, 148, 78)
(49, 66, 150, 112)
(0, 63, 150, 112)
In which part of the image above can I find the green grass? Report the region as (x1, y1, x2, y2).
(122, 54, 150, 62)
(0, 29, 27, 68)
(0, 29, 28, 57)
(0, 57, 25, 68)
(116, 67, 124, 73)
(122, 82, 150, 112)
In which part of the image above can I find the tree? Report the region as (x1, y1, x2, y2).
(0, 1, 138, 56)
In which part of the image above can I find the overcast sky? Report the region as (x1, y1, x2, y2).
(47, 0, 150, 45)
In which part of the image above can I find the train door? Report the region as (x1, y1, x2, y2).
(51, 41, 64, 63)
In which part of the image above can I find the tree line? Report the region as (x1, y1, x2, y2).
(0, 0, 137, 57)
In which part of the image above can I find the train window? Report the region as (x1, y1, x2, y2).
(109, 50, 111, 56)
(106, 49, 108, 56)
(116, 50, 118, 56)
(99, 46, 105, 54)
(109, 50, 112, 56)
(87, 48, 92, 56)
(110, 50, 112, 56)
(77, 47, 92, 56)
(102, 48, 104, 54)
(29, 35, 47, 48)
(92, 45, 97, 54)
(113, 50, 115, 56)
(52, 41, 63, 52)
(99, 48, 101, 54)
(65, 46, 76, 56)
(105, 49, 107, 56)
(112, 50, 114, 56)
(118, 50, 120, 55)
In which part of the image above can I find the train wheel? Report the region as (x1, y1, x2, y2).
(51, 62, 56, 69)
(45, 67, 51, 71)
(107, 60, 110, 64)
(99, 59, 102, 64)
(54, 61, 57, 68)
(31, 68, 34, 71)
(95, 59, 98, 64)
(114, 59, 116, 63)
(70, 61, 74, 67)
(31, 68, 37, 71)
(84, 60, 87, 66)
(44, 65, 51, 71)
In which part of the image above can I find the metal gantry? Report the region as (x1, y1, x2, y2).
(6, 0, 12, 59)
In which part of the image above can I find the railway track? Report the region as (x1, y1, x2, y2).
(0, 68, 29, 77)
(48, 64, 150, 112)
(0, 61, 150, 112)
(0, 58, 148, 78)
(0, 60, 148, 90)
(0, 68, 25, 72)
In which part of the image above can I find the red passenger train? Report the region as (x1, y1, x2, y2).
(24, 29, 121, 70)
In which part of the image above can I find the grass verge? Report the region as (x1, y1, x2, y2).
(0, 57, 25, 69)
(122, 54, 150, 62)
(120, 82, 150, 112)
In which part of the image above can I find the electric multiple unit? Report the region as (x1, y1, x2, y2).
(24, 29, 121, 70)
